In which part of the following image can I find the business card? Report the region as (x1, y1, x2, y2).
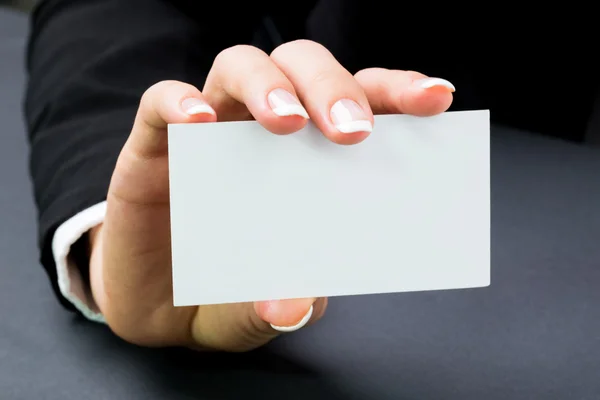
(168, 110, 490, 306)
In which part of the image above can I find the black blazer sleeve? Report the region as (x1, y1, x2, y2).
(24, 0, 271, 310)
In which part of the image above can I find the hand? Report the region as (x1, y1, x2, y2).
(89, 40, 454, 351)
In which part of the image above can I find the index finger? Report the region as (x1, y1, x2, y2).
(126, 80, 216, 160)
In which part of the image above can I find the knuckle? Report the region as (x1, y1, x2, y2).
(212, 46, 277, 100)
(214, 45, 265, 67)
(144, 80, 179, 98)
(102, 305, 147, 345)
(231, 316, 272, 351)
(354, 67, 386, 80)
(211, 46, 269, 95)
(214, 45, 241, 65)
(404, 70, 425, 78)
(101, 302, 170, 347)
(140, 80, 182, 109)
(99, 291, 157, 347)
(271, 39, 328, 61)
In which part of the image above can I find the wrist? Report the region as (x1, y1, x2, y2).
(88, 223, 107, 313)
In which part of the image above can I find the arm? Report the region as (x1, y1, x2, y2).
(24, 0, 269, 316)
(25, 0, 453, 351)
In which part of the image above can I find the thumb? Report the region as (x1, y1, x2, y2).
(190, 297, 327, 351)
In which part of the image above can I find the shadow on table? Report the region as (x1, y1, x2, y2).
(68, 317, 351, 400)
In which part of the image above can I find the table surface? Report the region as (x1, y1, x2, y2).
(2, 7, 600, 400)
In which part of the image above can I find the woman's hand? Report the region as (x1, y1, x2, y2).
(89, 40, 454, 351)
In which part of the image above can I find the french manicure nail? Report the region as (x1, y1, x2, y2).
(268, 88, 309, 119)
(414, 77, 456, 92)
(330, 99, 373, 134)
(270, 305, 313, 333)
(182, 97, 216, 115)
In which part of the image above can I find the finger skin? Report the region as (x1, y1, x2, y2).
(354, 68, 454, 116)
(126, 80, 216, 162)
(93, 80, 325, 351)
(97, 81, 214, 346)
(189, 297, 327, 352)
(271, 40, 374, 145)
(203, 45, 308, 135)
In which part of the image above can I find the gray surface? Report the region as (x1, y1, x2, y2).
(1, 7, 600, 400)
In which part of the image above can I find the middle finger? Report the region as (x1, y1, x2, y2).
(271, 40, 374, 145)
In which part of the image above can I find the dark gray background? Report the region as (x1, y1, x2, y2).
(1, 7, 599, 400)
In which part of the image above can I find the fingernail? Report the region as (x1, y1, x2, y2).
(270, 305, 313, 333)
(182, 97, 216, 115)
(330, 99, 373, 134)
(267, 88, 309, 119)
(414, 77, 456, 92)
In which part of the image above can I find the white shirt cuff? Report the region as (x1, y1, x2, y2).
(52, 201, 107, 323)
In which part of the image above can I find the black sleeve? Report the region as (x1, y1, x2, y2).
(24, 0, 272, 311)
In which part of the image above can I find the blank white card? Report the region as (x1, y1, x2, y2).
(168, 110, 490, 306)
